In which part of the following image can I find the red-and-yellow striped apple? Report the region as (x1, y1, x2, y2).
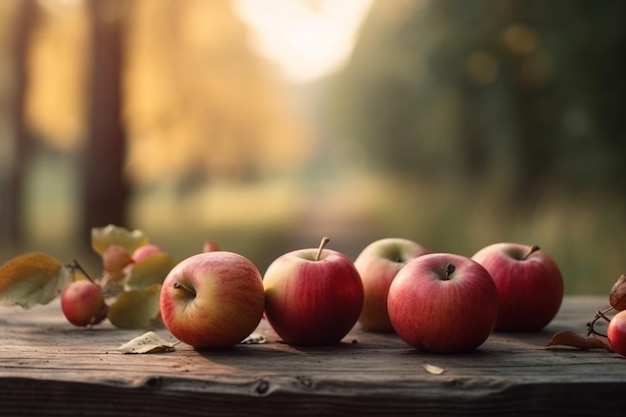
(159, 251, 265, 350)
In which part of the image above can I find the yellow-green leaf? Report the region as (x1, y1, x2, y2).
(126, 252, 179, 290)
(0, 252, 71, 308)
(91, 224, 149, 256)
(107, 284, 162, 329)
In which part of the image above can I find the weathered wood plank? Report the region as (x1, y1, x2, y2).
(0, 296, 624, 416)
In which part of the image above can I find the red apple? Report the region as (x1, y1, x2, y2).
(263, 237, 364, 346)
(354, 237, 429, 332)
(471, 243, 563, 331)
(387, 253, 499, 353)
(159, 251, 265, 350)
(608, 310, 626, 356)
(203, 240, 221, 252)
(61, 280, 108, 327)
(102, 244, 133, 274)
(131, 243, 163, 263)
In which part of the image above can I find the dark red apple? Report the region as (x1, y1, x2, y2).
(387, 253, 499, 353)
(263, 237, 364, 346)
(471, 243, 563, 331)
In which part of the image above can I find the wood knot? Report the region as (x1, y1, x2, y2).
(255, 379, 270, 395)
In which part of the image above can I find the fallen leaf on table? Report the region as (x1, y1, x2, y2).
(118, 331, 177, 354)
(545, 330, 610, 350)
(240, 332, 266, 344)
(423, 363, 444, 375)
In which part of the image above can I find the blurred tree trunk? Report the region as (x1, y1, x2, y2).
(82, 0, 130, 240)
(2, 0, 38, 248)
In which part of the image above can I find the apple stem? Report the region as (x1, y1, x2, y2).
(587, 305, 615, 337)
(315, 237, 330, 261)
(65, 260, 96, 283)
(523, 245, 541, 260)
(173, 281, 196, 297)
(444, 264, 455, 280)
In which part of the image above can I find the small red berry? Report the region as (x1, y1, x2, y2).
(607, 310, 626, 356)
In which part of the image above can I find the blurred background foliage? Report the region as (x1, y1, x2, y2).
(0, 0, 625, 294)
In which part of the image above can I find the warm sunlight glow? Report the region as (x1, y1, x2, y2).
(234, 0, 373, 83)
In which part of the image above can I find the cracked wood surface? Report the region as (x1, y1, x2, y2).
(0, 296, 624, 416)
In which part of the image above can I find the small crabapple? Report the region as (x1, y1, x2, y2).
(608, 309, 626, 356)
(61, 280, 108, 327)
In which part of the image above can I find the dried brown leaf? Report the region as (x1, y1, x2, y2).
(609, 273, 626, 311)
(545, 330, 609, 350)
(591, 332, 612, 351)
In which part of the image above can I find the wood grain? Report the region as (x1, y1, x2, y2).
(0, 296, 624, 416)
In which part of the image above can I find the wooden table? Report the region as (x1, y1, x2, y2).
(0, 296, 624, 416)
